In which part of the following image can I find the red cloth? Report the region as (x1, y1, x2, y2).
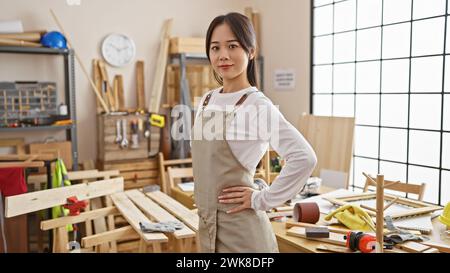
(0, 168, 28, 197)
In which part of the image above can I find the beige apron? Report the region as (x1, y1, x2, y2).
(191, 90, 279, 253)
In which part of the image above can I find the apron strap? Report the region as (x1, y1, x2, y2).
(202, 89, 257, 110)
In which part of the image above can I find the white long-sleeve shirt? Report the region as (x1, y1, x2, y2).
(193, 86, 317, 211)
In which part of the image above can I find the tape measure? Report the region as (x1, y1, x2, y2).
(345, 231, 377, 253)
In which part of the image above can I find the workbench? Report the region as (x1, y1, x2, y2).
(272, 186, 448, 253)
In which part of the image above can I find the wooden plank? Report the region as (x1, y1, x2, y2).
(148, 18, 173, 113)
(0, 161, 44, 168)
(125, 190, 195, 239)
(298, 114, 355, 187)
(93, 59, 105, 113)
(103, 157, 158, 172)
(136, 61, 145, 110)
(115, 75, 125, 111)
(82, 226, 136, 249)
(41, 206, 119, 230)
(110, 192, 168, 243)
(286, 227, 346, 246)
(145, 190, 198, 232)
(421, 241, 450, 253)
(5, 177, 124, 218)
(121, 170, 159, 180)
(285, 221, 349, 235)
(397, 241, 430, 253)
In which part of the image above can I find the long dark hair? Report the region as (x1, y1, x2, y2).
(205, 12, 258, 88)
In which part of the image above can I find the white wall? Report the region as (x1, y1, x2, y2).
(0, 0, 311, 162)
(253, 0, 311, 126)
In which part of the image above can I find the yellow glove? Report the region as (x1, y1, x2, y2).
(325, 204, 375, 232)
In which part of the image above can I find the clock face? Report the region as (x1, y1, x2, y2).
(101, 33, 136, 67)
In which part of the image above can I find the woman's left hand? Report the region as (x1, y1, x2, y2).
(218, 186, 257, 214)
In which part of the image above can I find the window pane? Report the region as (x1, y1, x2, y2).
(333, 63, 355, 93)
(314, 5, 333, 36)
(411, 56, 443, 93)
(314, 36, 333, 64)
(382, 23, 411, 59)
(313, 94, 332, 116)
(381, 94, 408, 128)
(357, 0, 382, 29)
(381, 59, 410, 93)
(443, 133, 450, 169)
(354, 157, 378, 187)
(357, 27, 381, 61)
(408, 165, 440, 204)
(314, 65, 332, 94)
(412, 17, 445, 56)
(444, 95, 450, 131)
(354, 126, 379, 158)
(409, 130, 441, 167)
(356, 94, 380, 125)
(334, 31, 355, 63)
(380, 161, 407, 182)
(356, 61, 380, 93)
(334, 0, 356, 32)
(441, 171, 450, 204)
(410, 94, 442, 130)
(413, 0, 446, 20)
(380, 161, 408, 197)
(333, 94, 354, 117)
(380, 128, 407, 162)
(447, 18, 450, 53)
(314, 0, 333, 7)
(383, 0, 411, 24)
(445, 56, 450, 91)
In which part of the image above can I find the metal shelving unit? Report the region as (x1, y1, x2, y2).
(0, 46, 78, 170)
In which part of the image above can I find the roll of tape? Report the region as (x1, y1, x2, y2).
(293, 202, 320, 224)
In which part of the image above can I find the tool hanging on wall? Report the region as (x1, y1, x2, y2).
(120, 119, 129, 148)
(131, 119, 139, 149)
(115, 119, 122, 144)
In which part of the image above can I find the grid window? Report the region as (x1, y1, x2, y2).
(312, 0, 449, 205)
(383, 0, 411, 25)
(333, 63, 355, 93)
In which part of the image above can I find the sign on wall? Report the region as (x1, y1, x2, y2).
(274, 69, 295, 90)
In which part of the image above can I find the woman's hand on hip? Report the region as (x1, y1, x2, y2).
(218, 186, 257, 214)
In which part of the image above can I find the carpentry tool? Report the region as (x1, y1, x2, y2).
(63, 196, 87, 216)
(120, 119, 129, 148)
(144, 119, 150, 138)
(305, 227, 329, 238)
(67, 225, 81, 252)
(3, 90, 7, 125)
(150, 114, 165, 128)
(18, 90, 22, 120)
(115, 119, 122, 144)
(49, 9, 110, 113)
(344, 231, 377, 253)
(131, 119, 139, 149)
(293, 202, 320, 224)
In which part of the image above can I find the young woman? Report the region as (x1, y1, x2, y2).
(191, 12, 317, 253)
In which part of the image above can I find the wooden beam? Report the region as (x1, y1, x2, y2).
(145, 190, 199, 232)
(5, 177, 124, 217)
(110, 192, 168, 243)
(82, 226, 136, 249)
(148, 18, 173, 113)
(136, 61, 145, 110)
(125, 190, 195, 239)
(40, 206, 119, 230)
(0, 161, 44, 168)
